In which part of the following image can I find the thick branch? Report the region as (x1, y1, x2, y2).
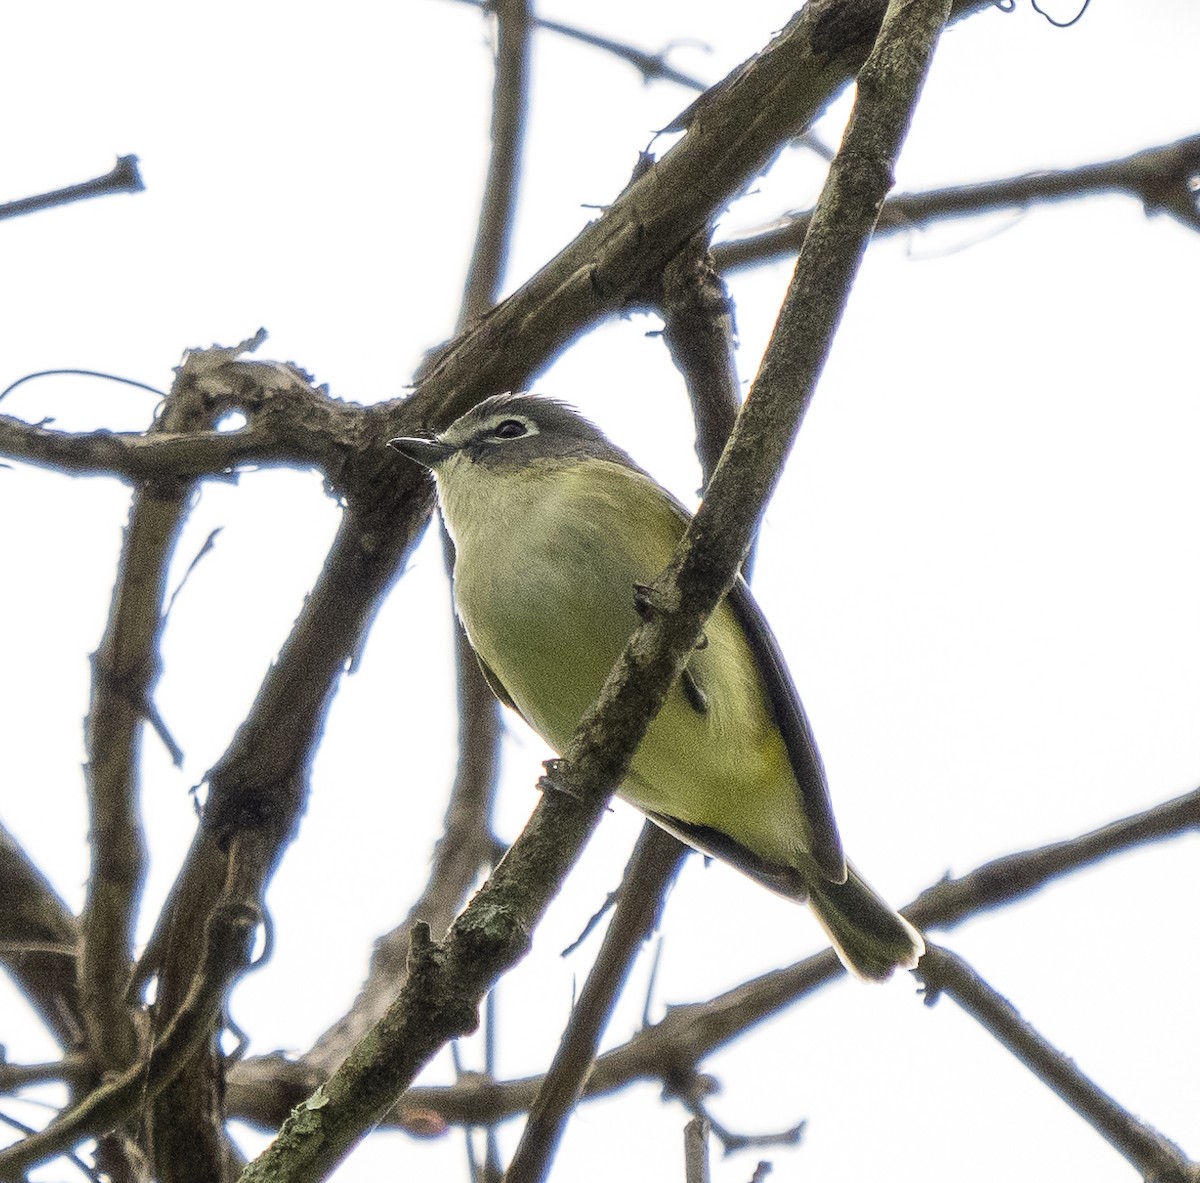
(236, 4, 950, 1180)
(303, 0, 531, 1091)
(374, 0, 990, 444)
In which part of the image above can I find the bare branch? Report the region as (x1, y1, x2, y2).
(221, 785, 1200, 1132)
(906, 784, 1200, 931)
(918, 946, 1199, 1183)
(302, 563, 503, 1076)
(0, 821, 82, 1049)
(458, 0, 533, 329)
(447, 0, 709, 90)
(0, 156, 143, 222)
(0, 350, 367, 484)
(0, 899, 257, 1180)
(140, 9, 996, 1092)
(235, 3, 952, 1179)
(303, 0, 528, 1093)
(684, 1118, 711, 1183)
(0, 1056, 90, 1093)
(506, 824, 688, 1183)
(79, 411, 201, 1076)
(383, 0, 992, 439)
(714, 132, 1200, 272)
(657, 238, 742, 489)
(0, 417, 293, 479)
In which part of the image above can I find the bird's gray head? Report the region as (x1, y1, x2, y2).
(388, 393, 639, 472)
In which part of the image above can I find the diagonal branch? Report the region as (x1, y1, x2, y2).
(43, 3, 988, 1178)
(220, 783, 1200, 1131)
(301, 543, 503, 1076)
(713, 132, 1200, 271)
(905, 784, 1200, 930)
(377, 0, 992, 441)
(918, 946, 1199, 1183)
(236, 2, 952, 1179)
(0, 820, 82, 1050)
(0, 156, 143, 222)
(505, 824, 688, 1183)
(503, 230, 746, 1182)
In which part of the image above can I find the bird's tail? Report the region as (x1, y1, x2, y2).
(806, 863, 925, 982)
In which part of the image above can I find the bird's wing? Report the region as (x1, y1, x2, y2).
(645, 478, 846, 883)
(725, 577, 846, 884)
(475, 652, 519, 713)
(642, 808, 811, 902)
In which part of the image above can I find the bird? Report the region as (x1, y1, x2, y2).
(389, 393, 924, 980)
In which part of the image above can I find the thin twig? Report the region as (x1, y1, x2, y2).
(674, 1073, 805, 1158)
(0, 156, 143, 222)
(447, 0, 709, 90)
(457, 0, 533, 329)
(918, 946, 1199, 1183)
(713, 132, 1200, 272)
(505, 825, 688, 1183)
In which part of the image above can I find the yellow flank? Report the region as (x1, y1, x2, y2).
(440, 454, 814, 870)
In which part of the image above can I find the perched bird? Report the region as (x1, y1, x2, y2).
(389, 394, 923, 980)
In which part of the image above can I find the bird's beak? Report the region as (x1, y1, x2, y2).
(388, 435, 456, 468)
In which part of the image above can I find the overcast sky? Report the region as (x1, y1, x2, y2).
(2, 3, 1199, 1181)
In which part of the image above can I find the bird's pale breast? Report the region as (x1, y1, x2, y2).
(441, 456, 813, 867)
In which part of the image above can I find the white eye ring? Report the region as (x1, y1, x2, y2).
(491, 418, 528, 439)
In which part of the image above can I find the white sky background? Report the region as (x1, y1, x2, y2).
(2, 2, 1199, 1181)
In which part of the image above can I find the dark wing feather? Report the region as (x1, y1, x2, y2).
(475, 652, 519, 713)
(650, 486, 847, 885)
(726, 577, 847, 884)
(643, 809, 811, 901)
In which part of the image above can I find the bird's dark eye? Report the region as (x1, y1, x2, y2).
(491, 419, 528, 439)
